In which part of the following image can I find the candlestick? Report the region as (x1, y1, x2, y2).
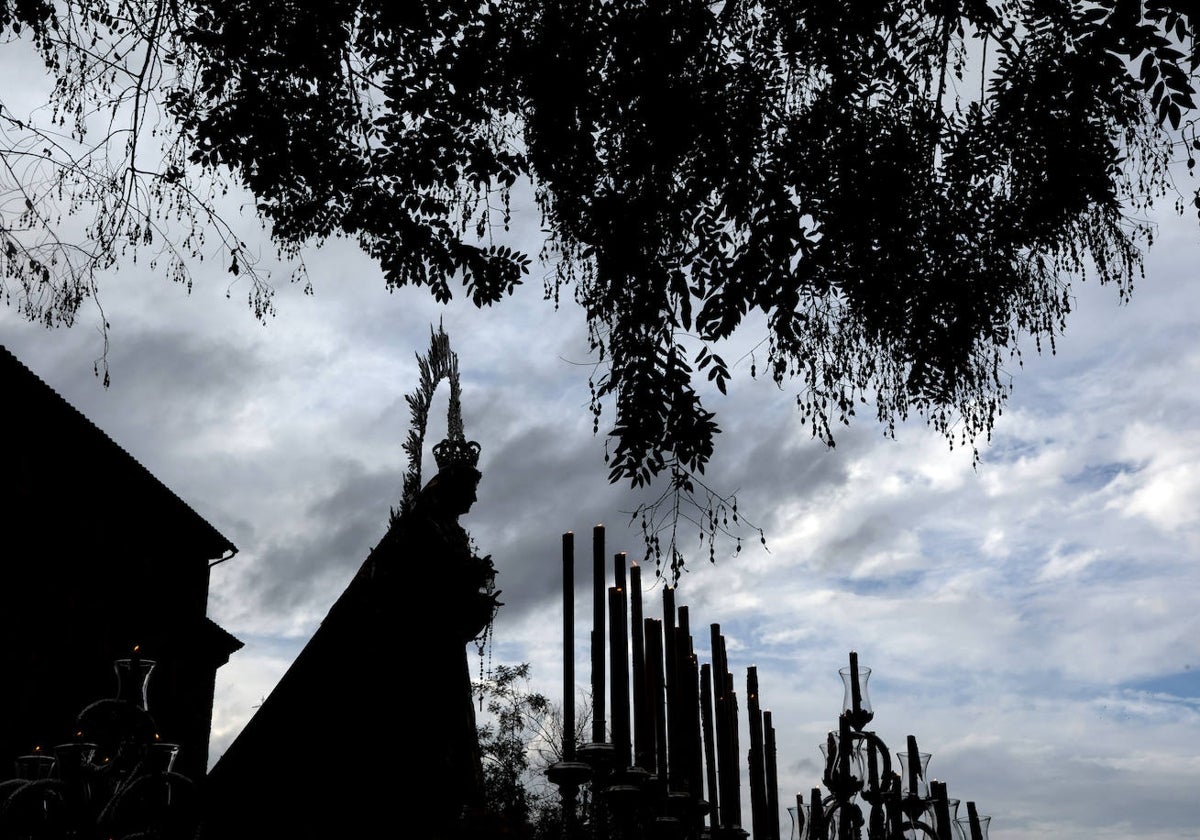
(562, 531, 576, 761)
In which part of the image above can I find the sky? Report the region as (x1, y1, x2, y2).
(4, 51, 1200, 840)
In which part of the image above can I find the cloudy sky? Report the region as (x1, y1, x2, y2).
(5, 66, 1200, 840)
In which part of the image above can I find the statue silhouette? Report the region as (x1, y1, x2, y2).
(202, 327, 501, 840)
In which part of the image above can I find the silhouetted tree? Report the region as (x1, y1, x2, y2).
(3, 1, 1198, 571)
(475, 663, 591, 840)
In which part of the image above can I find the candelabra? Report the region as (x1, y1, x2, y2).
(0, 649, 200, 840)
(789, 653, 991, 840)
(547, 526, 993, 840)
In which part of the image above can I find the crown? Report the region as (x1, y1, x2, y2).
(433, 437, 482, 471)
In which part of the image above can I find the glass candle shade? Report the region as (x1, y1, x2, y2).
(788, 805, 807, 840)
(825, 801, 863, 840)
(839, 663, 874, 731)
(896, 749, 932, 799)
(954, 814, 991, 840)
(931, 797, 961, 839)
(899, 800, 935, 840)
(144, 742, 180, 774)
(114, 656, 156, 711)
(14, 753, 55, 781)
(820, 737, 866, 799)
(52, 742, 96, 788)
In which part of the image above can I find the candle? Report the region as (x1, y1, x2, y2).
(614, 551, 627, 594)
(726, 662, 742, 826)
(906, 735, 921, 797)
(629, 561, 648, 769)
(838, 712, 852, 782)
(591, 524, 606, 744)
(609, 586, 631, 768)
(676, 604, 691, 784)
(562, 531, 575, 761)
(809, 787, 824, 839)
(824, 731, 837, 780)
(678, 613, 701, 799)
(931, 780, 952, 840)
(709, 623, 732, 827)
(849, 650, 862, 715)
(662, 587, 678, 786)
(700, 664, 719, 821)
(967, 801, 984, 840)
(747, 666, 766, 839)
(646, 617, 667, 777)
(764, 710, 780, 840)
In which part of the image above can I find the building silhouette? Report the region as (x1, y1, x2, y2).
(0, 345, 243, 786)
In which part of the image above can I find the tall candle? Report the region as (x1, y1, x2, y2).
(646, 617, 667, 777)
(747, 665, 766, 840)
(609, 585, 631, 768)
(591, 524, 606, 744)
(677, 609, 701, 798)
(710, 623, 731, 828)
(562, 531, 575, 761)
(630, 561, 648, 769)
(699, 663, 719, 821)
(764, 710, 780, 840)
(662, 587, 678, 786)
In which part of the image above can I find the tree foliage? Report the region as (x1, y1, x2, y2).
(0, 0, 281, 377)
(3, 0, 1199, 570)
(474, 662, 587, 839)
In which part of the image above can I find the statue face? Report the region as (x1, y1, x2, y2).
(439, 465, 481, 516)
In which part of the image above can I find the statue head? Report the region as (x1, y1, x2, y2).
(425, 463, 482, 518)
(421, 436, 482, 518)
